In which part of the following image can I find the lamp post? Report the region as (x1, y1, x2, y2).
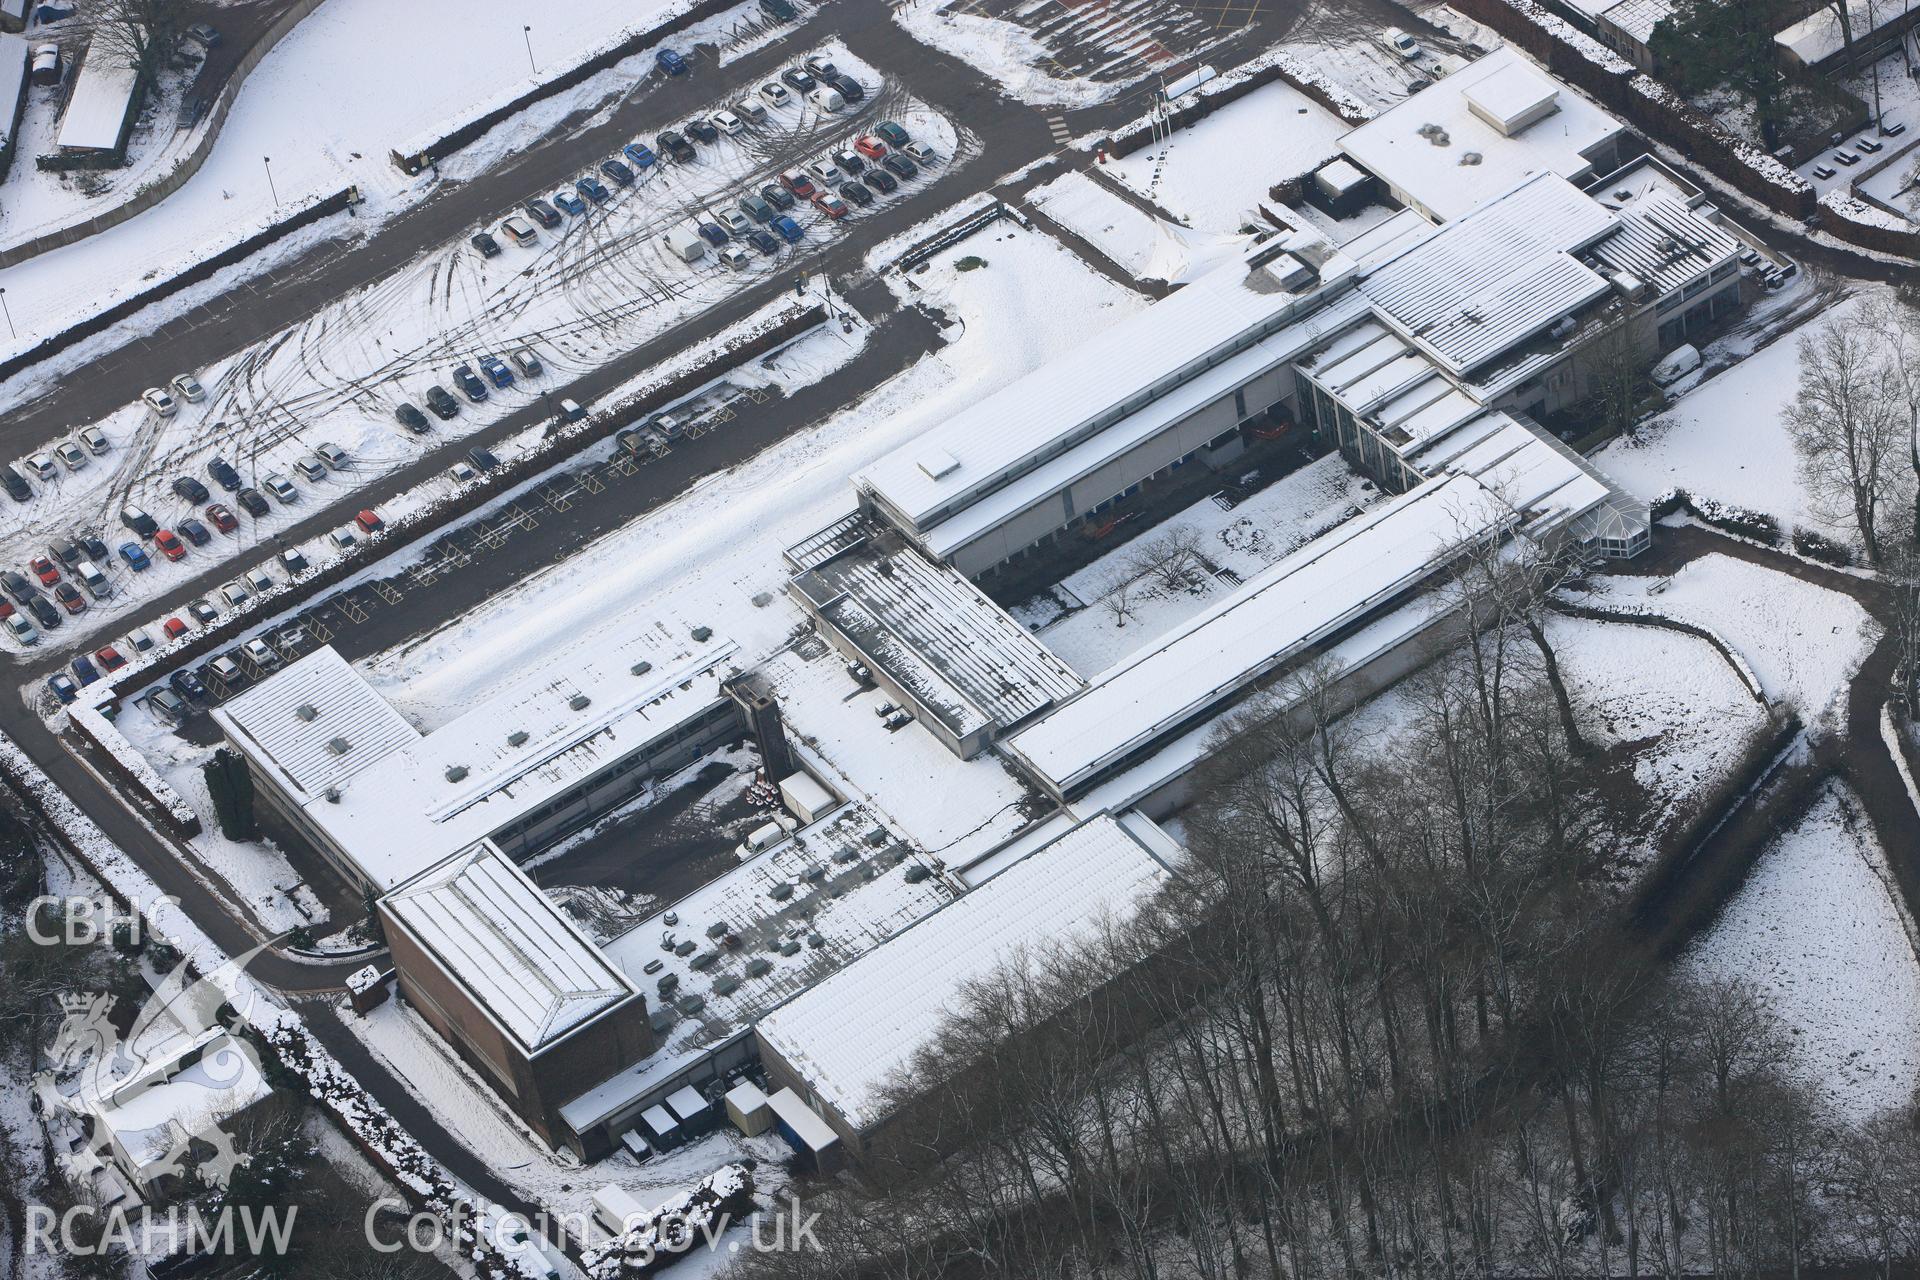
(0, 287, 14, 340)
(523, 25, 536, 76)
(263, 155, 280, 207)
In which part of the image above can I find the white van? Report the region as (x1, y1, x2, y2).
(661, 226, 706, 262)
(75, 559, 111, 599)
(808, 85, 845, 113)
(1651, 343, 1702, 387)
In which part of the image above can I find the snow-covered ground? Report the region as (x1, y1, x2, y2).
(1025, 169, 1247, 281)
(1104, 79, 1351, 233)
(1015, 452, 1380, 677)
(1589, 553, 1877, 730)
(0, 0, 789, 353)
(1682, 782, 1920, 1124)
(0, 50, 964, 652)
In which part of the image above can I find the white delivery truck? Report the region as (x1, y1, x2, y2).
(662, 226, 706, 262)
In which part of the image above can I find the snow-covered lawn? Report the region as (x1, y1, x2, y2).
(0, 51, 963, 651)
(1018, 452, 1379, 677)
(1589, 553, 1877, 730)
(1105, 79, 1351, 233)
(0, 0, 784, 353)
(1681, 782, 1920, 1124)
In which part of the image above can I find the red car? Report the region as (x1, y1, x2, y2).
(355, 508, 385, 533)
(0, 600, 13, 621)
(778, 168, 817, 198)
(162, 616, 188, 640)
(54, 582, 86, 614)
(206, 503, 238, 534)
(153, 529, 186, 561)
(94, 646, 125, 672)
(854, 134, 887, 160)
(29, 555, 58, 586)
(811, 192, 849, 219)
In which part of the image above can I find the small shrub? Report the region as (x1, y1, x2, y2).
(955, 255, 988, 271)
(1792, 527, 1853, 566)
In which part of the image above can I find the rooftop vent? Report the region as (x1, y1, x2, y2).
(323, 788, 341, 804)
(294, 703, 319, 722)
(507, 730, 529, 747)
(631, 660, 653, 677)
(691, 626, 712, 642)
(568, 693, 591, 712)
(326, 737, 351, 756)
(445, 764, 468, 783)
(916, 448, 960, 481)
(1459, 151, 1482, 166)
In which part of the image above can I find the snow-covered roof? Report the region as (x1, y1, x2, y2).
(1008, 473, 1514, 796)
(854, 231, 1354, 536)
(56, 39, 140, 153)
(755, 812, 1171, 1134)
(217, 624, 739, 890)
(1593, 0, 1672, 44)
(211, 646, 423, 800)
(790, 534, 1084, 741)
(766, 1087, 841, 1150)
(383, 842, 638, 1055)
(1588, 191, 1741, 296)
(1776, 0, 1917, 65)
(1358, 173, 1618, 376)
(0, 36, 27, 155)
(1338, 47, 1625, 221)
(91, 1035, 271, 1179)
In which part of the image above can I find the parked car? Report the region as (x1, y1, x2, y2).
(263, 474, 297, 503)
(207, 455, 242, 490)
(511, 349, 544, 377)
(125, 625, 155, 653)
(557, 397, 587, 423)
(698, 221, 730, 247)
(23, 453, 55, 480)
(118, 542, 151, 571)
(553, 188, 588, 216)
(834, 147, 865, 175)
(219, 581, 249, 609)
(0, 570, 28, 601)
(172, 476, 211, 504)
(863, 167, 899, 196)
(811, 191, 849, 219)
(600, 157, 636, 187)
(170, 667, 206, 699)
(53, 582, 86, 614)
(501, 215, 538, 246)
(829, 73, 864, 104)
(28, 555, 57, 586)
(855, 133, 888, 160)
(713, 109, 745, 135)
(736, 98, 768, 124)
(480, 355, 514, 388)
(781, 66, 816, 92)
(294, 456, 327, 482)
(178, 518, 211, 546)
(327, 528, 358, 551)
(902, 141, 939, 165)
(51, 539, 83, 568)
(395, 402, 431, 432)
(747, 229, 780, 256)
(142, 387, 178, 417)
(171, 373, 206, 403)
(47, 672, 76, 702)
(1386, 27, 1423, 58)
(424, 386, 460, 419)
(760, 182, 796, 211)
(715, 207, 753, 237)
(187, 598, 219, 626)
(779, 168, 817, 197)
(94, 645, 125, 673)
(838, 180, 874, 208)
(468, 445, 500, 471)
(448, 461, 478, 484)
(575, 174, 611, 204)
(804, 53, 838, 78)
(241, 568, 275, 595)
(185, 21, 221, 46)
(875, 120, 912, 148)
(658, 131, 695, 162)
(759, 82, 791, 108)
(153, 529, 186, 561)
(3, 611, 32, 646)
(244, 639, 281, 671)
(54, 441, 87, 471)
(27, 595, 61, 630)
(3, 468, 29, 502)
(69, 655, 98, 685)
(771, 214, 805, 244)
(471, 232, 502, 258)
(77, 426, 109, 455)
(883, 153, 919, 180)
(523, 197, 562, 228)
(315, 441, 350, 470)
(685, 117, 720, 144)
(808, 85, 845, 113)
(120, 505, 157, 537)
(808, 159, 844, 186)
(655, 47, 688, 75)
(718, 246, 753, 271)
(149, 688, 186, 719)
(74, 559, 110, 597)
(206, 503, 238, 533)
(235, 487, 270, 518)
(740, 192, 776, 222)
(623, 141, 658, 170)
(355, 509, 385, 534)
(453, 363, 488, 401)
(162, 617, 190, 641)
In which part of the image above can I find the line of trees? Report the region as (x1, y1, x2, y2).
(738, 568, 1915, 1279)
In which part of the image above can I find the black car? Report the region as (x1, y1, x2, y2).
(169, 668, 207, 701)
(82, 536, 108, 563)
(27, 595, 59, 629)
(207, 456, 242, 491)
(883, 153, 919, 180)
(838, 180, 874, 207)
(761, 182, 796, 211)
(747, 229, 780, 256)
(471, 232, 502, 258)
(2, 469, 29, 503)
(830, 73, 865, 103)
(761, 0, 796, 18)
(0, 571, 30, 601)
(179, 518, 211, 547)
(172, 476, 211, 504)
(863, 168, 899, 196)
(236, 487, 270, 518)
(686, 118, 720, 144)
(453, 364, 488, 402)
(522, 197, 563, 229)
(468, 445, 500, 471)
(657, 131, 695, 163)
(780, 67, 816, 93)
(51, 539, 84, 568)
(424, 386, 460, 419)
(395, 402, 431, 433)
(575, 174, 611, 204)
(600, 158, 635, 187)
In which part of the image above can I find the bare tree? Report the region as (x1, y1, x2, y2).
(1125, 525, 1208, 592)
(81, 0, 184, 75)
(1786, 308, 1910, 567)
(1097, 571, 1139, 627)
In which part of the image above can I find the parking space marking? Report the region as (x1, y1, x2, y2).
(306, 618, 333, 644)
(337, 597, 369, 624)
(580, 471, 605, 495)
(372, 582, 403, 605)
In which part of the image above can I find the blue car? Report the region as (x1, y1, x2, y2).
(170, 668, 207, 701)
(622, 142, 658, 170)
(771, 214, 804, 244)
(656, 48, 688, 75)
(480, 356, 515, 389)
(575, 174, 611, 205)
(47, 673, 78, 704)
(553, 188, 588, 216)
(698, 222, 729, 247)
(70, 654, 99, 686)
(118, 542, 151, 572)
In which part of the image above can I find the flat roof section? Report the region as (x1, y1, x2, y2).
(755, 812, 1171, 1135)
(1008, 473, 1513, 796)
(211, 646, 422, 801)
(1338, 46, 1625, 222)
(383, 842, 638, 1056)
(56, 40, 139, 152)
(792, 535, 1085, 742)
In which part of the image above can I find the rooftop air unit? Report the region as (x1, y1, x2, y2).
(294, 704, 319, 722)
(507, 730, 529, 747)
(445, 765, 468, 783)
(631, 661, 653, 677)
(326, 737, 351, 756)
(568, 693, 591, 711)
